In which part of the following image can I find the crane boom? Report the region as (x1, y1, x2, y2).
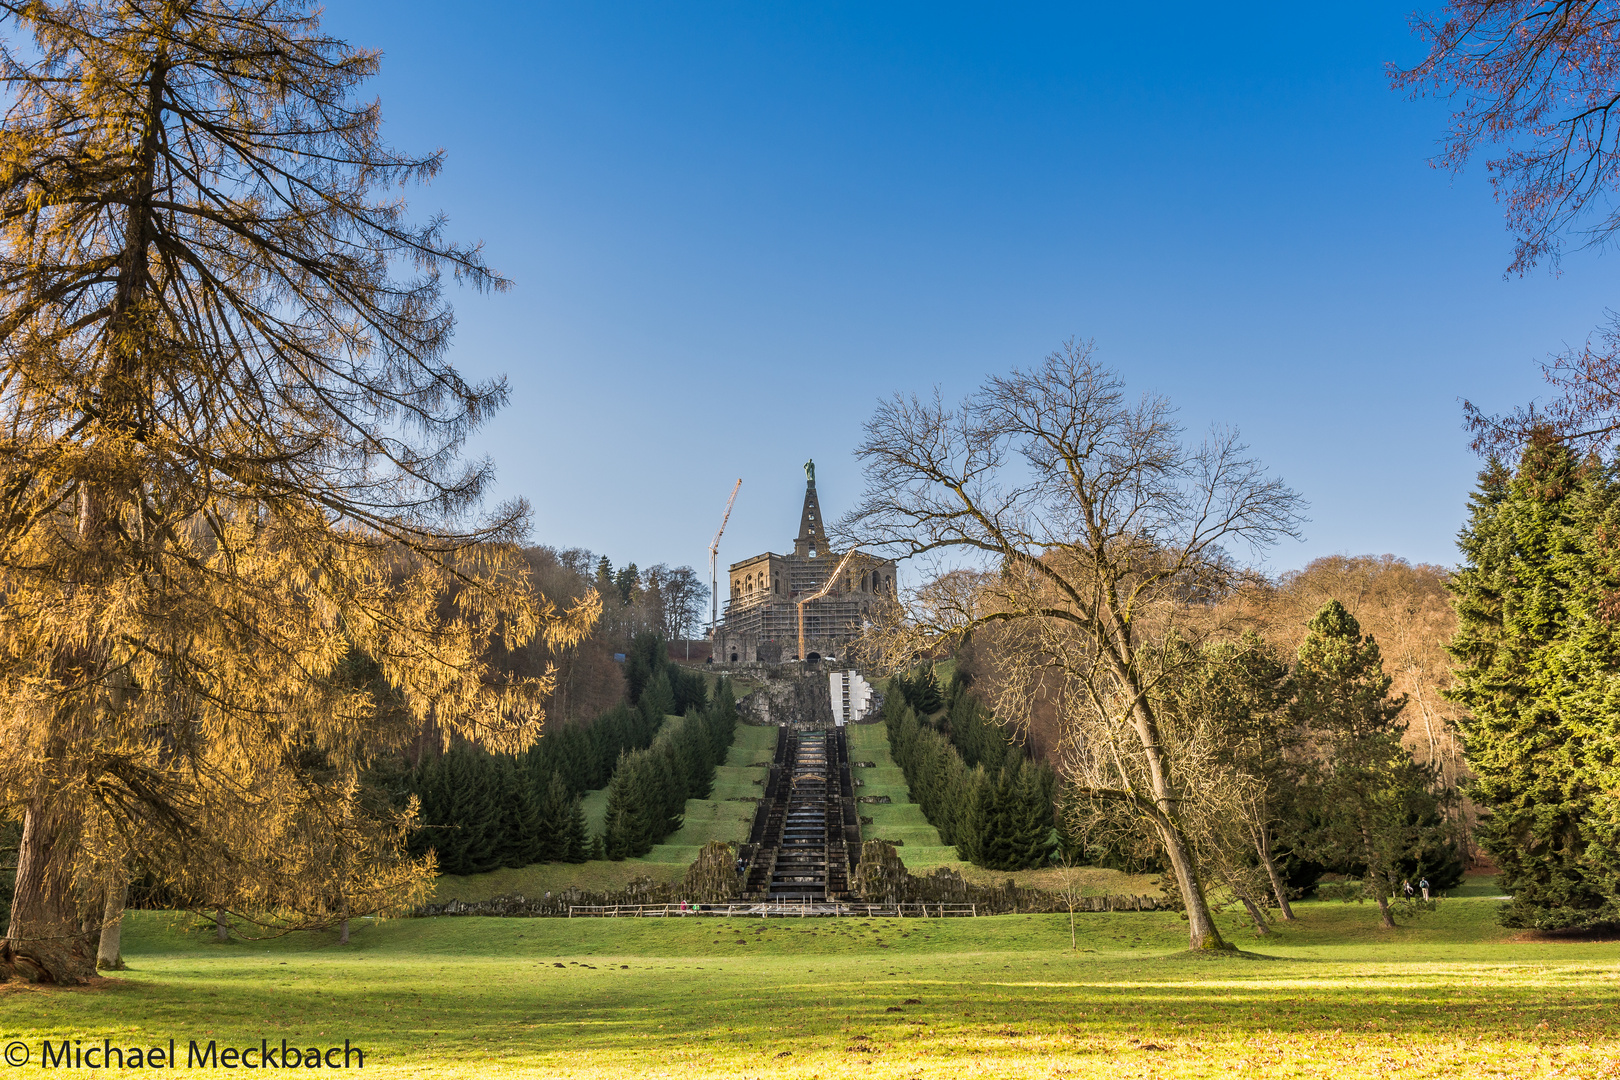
(708, 479, 742, 636)
(797, 546, 862, 662)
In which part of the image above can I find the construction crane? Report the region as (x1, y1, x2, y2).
(708, 479, 742, 638)
(797, 546, 862, 663)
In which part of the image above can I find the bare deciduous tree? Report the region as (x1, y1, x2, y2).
(1396, 2, 1620, 451)
(840, 341, 1304, 952)
(648, 564, 709, 649)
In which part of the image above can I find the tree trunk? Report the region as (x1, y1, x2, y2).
(1358, 823, 1396, 929)
(1215, 864, 1270, 935)
(2, 802, 96, 985)
(1234, 887, 1271, 935)
(1254, 828, 1296, 920)
(1131, 700, 1230, 952)
(214, 908, 229, 942)
(338, 918, 350, 945)
(1155, 820, 1229, 950)
(1374, 888, 1396, 929)
(96, 878, 129, 971)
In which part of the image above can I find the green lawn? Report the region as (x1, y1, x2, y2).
(847, 722, 957, 866)
(845, 722, 1159, 894)
(431, 723, 779, 902)
(6, 888, 1617, 1078)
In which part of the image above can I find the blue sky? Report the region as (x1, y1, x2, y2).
(321, 1, 1619, 581)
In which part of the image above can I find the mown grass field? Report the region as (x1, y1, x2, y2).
(3, 888, 1616, 1078)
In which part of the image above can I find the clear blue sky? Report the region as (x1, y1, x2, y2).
(322, 1, 1618, 581)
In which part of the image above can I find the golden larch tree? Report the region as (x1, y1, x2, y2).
(0, 0, 595, 984)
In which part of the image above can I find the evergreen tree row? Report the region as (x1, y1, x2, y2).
(625, 631, 709, 714)
(888, 664, 943, 717)
(404, 633, 714, 876)
(603, 679, 740, 858)
(406, 747, 591, 876)
(521, 632, 708, 795)
(881, 680, 1056, 871)
(942, 670, 1022, 770)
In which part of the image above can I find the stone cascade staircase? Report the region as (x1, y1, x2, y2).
(742, 727, 862, 900)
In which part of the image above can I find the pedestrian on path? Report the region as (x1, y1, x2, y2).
(1419, 877, 1430, 901)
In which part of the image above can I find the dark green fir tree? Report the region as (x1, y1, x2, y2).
(1448, 436, 1620, 930)
(1291, 601, 1459, 927)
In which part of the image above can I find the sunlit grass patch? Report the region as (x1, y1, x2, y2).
(2, 893, 1615, 1078)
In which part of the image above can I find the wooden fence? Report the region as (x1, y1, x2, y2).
(567, 901, 979, 918)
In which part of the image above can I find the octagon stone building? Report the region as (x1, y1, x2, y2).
(713, 464, 897, 664)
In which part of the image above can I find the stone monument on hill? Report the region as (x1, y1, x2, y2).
(711, 465, 898, 665)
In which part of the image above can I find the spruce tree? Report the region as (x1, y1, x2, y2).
(559, 791, 591, 864)
(641, 672, 678, 730)
(449, 751, 501, 876)
(601, 754, 639, 861)
(1292, 601, 1457, 927)
(406, 756, 445, 863)
(1448, 438, 1620, 929)
(493, 757, 546, 869)
(908, 666, 944, 716)
(1006, 761, 1057, 870)
(954, 767, 987, 865)
(529, 770, 561, 864)
(625, 631, 664, 703)
(710, 679, 739, 759)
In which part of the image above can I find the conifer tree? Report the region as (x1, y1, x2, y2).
(1292, 601, 1457, 927)
(406, 756, 446, 863)
(625, 632, 662, 703)
(1006, 760, 1057, 870)
(907, 666, 944, 716)
(641, 672, 678, 729)
(1448, 437, 1620, 929)
(601, 754, 640, 861)
(0, 0, 597, 983)
(615, 564, 641, 606)
(710, 679, 739, 758)
(953, 767, 987, 865)
(493, 757, 543, 869)
(558, 787, 590, 865)
(442, 751, 500, 876)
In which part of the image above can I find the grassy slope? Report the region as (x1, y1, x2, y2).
(846, 721, 1159, 895)
(847, 721, 957, 863)
(431, 723, 778, 902)
(9, 888, 1618, 1079)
